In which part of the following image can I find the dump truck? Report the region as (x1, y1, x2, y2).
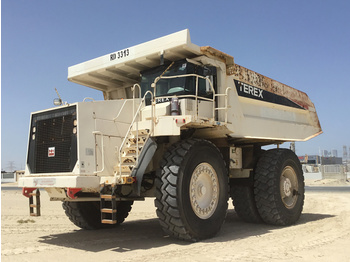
(19, 29, 322, 241)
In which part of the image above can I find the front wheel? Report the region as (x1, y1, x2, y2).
(155, 139, 228, 241)
(254, 149, 304, 226)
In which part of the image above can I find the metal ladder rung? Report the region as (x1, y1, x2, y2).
(101, 208, 116, 213)
(101, 219, 117, 224)
(100, 194, 116, 199)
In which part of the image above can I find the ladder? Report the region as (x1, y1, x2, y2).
(22, 188, 41, 216)
(100, 193, 117, 224)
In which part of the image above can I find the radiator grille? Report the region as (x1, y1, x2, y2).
(27, 106, 77, 173)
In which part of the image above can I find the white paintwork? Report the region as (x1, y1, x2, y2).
(18, 175, 100, 190)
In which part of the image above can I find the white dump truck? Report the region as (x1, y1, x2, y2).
(19, 29, 322, 241)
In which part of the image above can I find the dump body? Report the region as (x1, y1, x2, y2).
(68, 29, 321, 144)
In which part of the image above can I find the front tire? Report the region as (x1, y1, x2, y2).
(254, 149, 304, 226)
(155, 139, 228, 241)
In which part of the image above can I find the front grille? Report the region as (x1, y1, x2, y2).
(27, 106, 77, 173)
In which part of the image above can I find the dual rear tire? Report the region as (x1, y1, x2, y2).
(232, 148, 304, 226)
(254, 149, 304, 225)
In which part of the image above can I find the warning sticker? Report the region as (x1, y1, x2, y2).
(48, 147, 55, 157)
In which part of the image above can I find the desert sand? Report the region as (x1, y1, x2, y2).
(2, 181, 350, 262)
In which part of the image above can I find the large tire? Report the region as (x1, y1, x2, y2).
(230, 185, 262, 223)
(155, 139, 229, 241)
(62, 201, 133, 229)
(254, 149, 304, 226)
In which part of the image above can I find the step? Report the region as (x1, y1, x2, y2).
(100, 194, 116, 200)
(113, 170, 133, 176)
(128, 133, 148, 139)
(130, 129, 149, 136)
(121, 155, 137, 164)
(102, 219, 117, 225)
(116, 164, 134, 173)
(101, 208, 117, 213)
(123, 148, 137, 155)
(122, 146, 143, 155)
(127, 136, 147, 145)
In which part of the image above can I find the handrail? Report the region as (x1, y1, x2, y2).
(83, 97, 96, 102)
(117, 90, 154, 182)
(152, 74, 232, 123)
(113, 84, 141, 122)
(113, 75, 230, 181)
(113, 99, 131, 122)
(214, 87, 232, 124)
(131, 84, 142, 116)
(152, 73, 216, 120)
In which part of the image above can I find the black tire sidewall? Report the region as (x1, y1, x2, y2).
(177, 141, 228, 239)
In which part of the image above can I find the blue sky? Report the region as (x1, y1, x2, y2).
(2, 0, 350, 171)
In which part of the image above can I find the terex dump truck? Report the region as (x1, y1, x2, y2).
(19, 29, 322, 241)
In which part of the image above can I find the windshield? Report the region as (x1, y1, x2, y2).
(140, 60, 209, 98)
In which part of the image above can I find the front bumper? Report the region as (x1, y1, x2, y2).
(18, 176, 100, 191)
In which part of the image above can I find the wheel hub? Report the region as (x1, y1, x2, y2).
(280, 166, 299, 209)
(190, 163, 219, 219)
(283, 178, 292, 197)
(198, 184, 207, 196)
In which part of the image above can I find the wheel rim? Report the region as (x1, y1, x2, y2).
(280, 166, 299, 209)
(189, 163, 219, 219)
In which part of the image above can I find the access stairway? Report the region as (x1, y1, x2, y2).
(100, 127, 150, 224)
(119, 128, 150, 179)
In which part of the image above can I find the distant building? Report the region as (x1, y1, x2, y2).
(298, 155, 321, 165)
(1, 170, 24, 183)
(1, 172, 16, 183)
(321, 157, 342, 165)
(331, 149, 338, 157)
(298, 155, 343, 165)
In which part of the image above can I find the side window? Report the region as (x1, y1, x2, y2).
(197, 66, 216, 98)
(198, 77, 207, 95)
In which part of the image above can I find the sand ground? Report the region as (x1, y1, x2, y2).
(2, 181, 350, 262)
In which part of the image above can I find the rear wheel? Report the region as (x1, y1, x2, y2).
(254, 149, 304, 225)
(155, 139, 228, 241)
(62, 201, 133, 229)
